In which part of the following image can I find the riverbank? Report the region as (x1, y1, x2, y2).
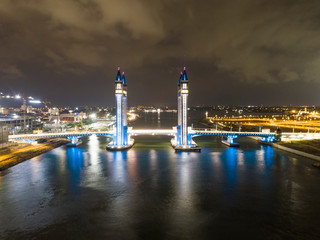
(0, 139, 69, 171)
(273, 139, 320, 162)
(248, 137, 320, 161)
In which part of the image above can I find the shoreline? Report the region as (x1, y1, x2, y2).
(2, 136, 320, 172)
(0, 139, 69, 171)
(271, 143, 320, 162)
(249, 136, 320, 162)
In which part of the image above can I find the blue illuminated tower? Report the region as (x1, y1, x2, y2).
(121, 72, 128, 145)
(177, 72, 182, 129)
(107, 67, 131, 150)
(115, 67, 124, 146)
(177, 67, 189, 146)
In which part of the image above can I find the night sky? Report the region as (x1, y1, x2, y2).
(1, 0, 320, 107)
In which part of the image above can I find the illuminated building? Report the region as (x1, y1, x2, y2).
(177, 67, 190, 146)
(0, 123, 9, 148)
(107, 67, 132, 150)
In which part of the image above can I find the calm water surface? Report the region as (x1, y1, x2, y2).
(1, 113, 320, 239)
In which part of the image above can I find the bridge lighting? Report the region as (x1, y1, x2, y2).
(29, 100, 41, 104)
(15, 95, 21, 99)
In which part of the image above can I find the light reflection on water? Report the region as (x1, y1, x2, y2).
(111, 151, 129, 184)
(0, 135, 320, 239)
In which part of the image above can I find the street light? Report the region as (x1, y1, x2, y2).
(89, 113, 97, 119)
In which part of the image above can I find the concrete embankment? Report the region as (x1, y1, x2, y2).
(272, 143, 320, 162)
(0, 143, 29, 155)
(249, 136, 320, 161)
(0, 139, 69, 171)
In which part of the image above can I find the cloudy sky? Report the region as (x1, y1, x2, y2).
(1, 0, 320, 106)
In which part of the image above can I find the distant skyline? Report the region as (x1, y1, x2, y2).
(1, 0, 320, 106)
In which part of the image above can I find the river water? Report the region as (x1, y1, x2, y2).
(1, 112, 320, 239)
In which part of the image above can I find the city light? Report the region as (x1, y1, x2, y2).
(89, 113, 96, 119)
(127, 112, 137, 121)
(29, 100, 41, 104)
(2, 2, 320, 237)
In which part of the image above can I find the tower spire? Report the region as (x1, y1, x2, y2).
(116, 67, 121, 81)
(182, 67, 188, 81)
(122, 72, 127, 85)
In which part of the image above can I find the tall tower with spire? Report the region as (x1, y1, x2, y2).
(121, 72, 128, 145)
(177, 67, 189, 146)
(177, 72, 182, 131)
(107, 67, 131, 150)
(115, 67, 124, 146)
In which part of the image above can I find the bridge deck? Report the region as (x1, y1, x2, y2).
(8, 128, 320, 141)
(129, 129, 175, 135)
(190, 130, 276, 137)
(8, 131, 114, 140)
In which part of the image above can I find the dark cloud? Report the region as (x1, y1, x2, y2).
(1, 0, 320, 106)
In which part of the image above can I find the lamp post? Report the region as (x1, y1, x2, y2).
(21, 95, 27, 133)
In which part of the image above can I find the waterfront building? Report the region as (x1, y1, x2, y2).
(0, 123, 9, 148)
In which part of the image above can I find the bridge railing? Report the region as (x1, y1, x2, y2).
(191, 128, 217, 132)
(190, 128, 278, 136)
(8, 130, 115, 140)
(129, 129, 176, 136)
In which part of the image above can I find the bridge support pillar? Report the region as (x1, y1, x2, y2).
(67, 136, 82, 147)
(276, 127, 282, 142)
(222, 135, 239, 147)
(23, 138, 35, 145)
(258, 136, 276, 145)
